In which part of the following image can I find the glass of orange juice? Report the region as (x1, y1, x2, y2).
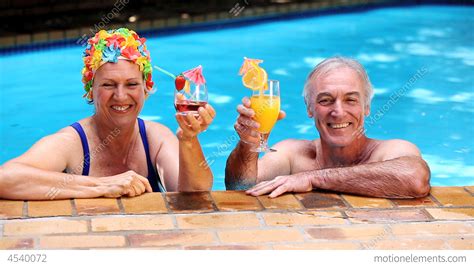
(250, 80, 280, 152)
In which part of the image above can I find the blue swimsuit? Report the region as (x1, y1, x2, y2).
(70, 118, 164, 192)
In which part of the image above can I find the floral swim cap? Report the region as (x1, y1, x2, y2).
(81, 28, 154, 102)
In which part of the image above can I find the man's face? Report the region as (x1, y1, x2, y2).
(92, 60, 145, 127)
(308, 67, 369, 147)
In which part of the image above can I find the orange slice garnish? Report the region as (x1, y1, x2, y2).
(242, 62, 268, 91)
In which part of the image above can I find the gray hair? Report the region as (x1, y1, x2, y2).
(302, 56, 374, 112)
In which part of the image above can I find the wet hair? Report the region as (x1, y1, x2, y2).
(302, 56, 373, 112)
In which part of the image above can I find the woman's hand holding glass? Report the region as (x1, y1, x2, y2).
(175, 95, 216, 141)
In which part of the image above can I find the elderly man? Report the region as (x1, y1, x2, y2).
(225, 56, 430, 198)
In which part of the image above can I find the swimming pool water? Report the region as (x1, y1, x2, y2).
(1, 5, 473, 189)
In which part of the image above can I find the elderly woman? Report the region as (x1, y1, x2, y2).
(0, 28, 215, 200)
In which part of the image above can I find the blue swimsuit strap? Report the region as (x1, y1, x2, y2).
(70, 122, 90, 176)
(70, 120, 163, 192)
(137, 118, 163, 192)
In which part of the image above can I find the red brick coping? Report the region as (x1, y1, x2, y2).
(0, 187, 472, 249)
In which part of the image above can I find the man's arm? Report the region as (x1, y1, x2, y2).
(226, 139, 294, 190)
(225, 97, 287, 190)
(225, 141, 259, 190)
(312, 155, 430, 198)
(247, 140, 431, 198)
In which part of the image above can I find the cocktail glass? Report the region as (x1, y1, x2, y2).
(249, 79, 280, 153)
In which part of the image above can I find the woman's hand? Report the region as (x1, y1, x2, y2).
(176, 103, 216, 141)
(97, 170, 153, 197)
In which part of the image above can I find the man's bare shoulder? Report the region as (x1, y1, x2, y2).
(266, 138, 318, 174)
(270, 138, 317, 162)
(370, 138, 422, 161)
(273, 138, 316, 152)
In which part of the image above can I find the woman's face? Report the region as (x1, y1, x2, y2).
(92, 60, 145, 127)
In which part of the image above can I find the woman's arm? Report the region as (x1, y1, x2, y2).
(175, 105, 215, 191)
(0, 130, 97, 200)
(153, 104, 215, 192)
(0, 162, 101, 200)
(177, 136, 213, 191)
(0, 129, 152, 200)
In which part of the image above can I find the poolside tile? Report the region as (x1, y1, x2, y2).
(91, 215, 174, 232)
(0, 238, 34, 249)
(4, 220, 88, 236)
(305, 225, 386, 240)
(295, 192, 347, 209)
(137, 20, 152, 31)
(192, 15, 205, 23)
(465, 186, 474, 195)
(262, 211, 346, 226)
(0, 36, 15, 48)
(74, 198, 120, 215)
(65, 29, 80, 39)
(16, 34, 31, 45)
(345, 209, 431, 223)
(242, 8, 254, 17)
(40, 235, 126, 249)
(49, 30, 64, 41)
(430, 187, 474, 206)
(447, 237, 474, 249)
(0, 200, 24, 219)
(211, 191, 262, 211)
(32, 32, 48, 43)
(165, 192, 215, 213)
(391, 222, 473, 237)
(218, 229, 304, 243)
(207, 13, 218, 20)
(176, 213, 260, 229)
(361, 239, 446, 250)
(121, 193, 167, 214)
(166, 18, 179, 27)
(79, 27, 92, 36)
(391, 196, 438, 207)
(342, 195, 393, 208)
(185, 244, 267, 250)
(426, 208, 474, 220)
(152, 19, 166, 28)
(28, 200, 72, 217)
(129, 231, 215, 247)
(257, 194, 303, 210)
(273, 242, 359, 250)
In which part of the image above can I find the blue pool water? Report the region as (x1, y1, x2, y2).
(1, 5, 473, 189)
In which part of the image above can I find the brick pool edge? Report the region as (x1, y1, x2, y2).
(0, 186, 472, 249)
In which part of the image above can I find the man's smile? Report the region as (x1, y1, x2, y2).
(327, 122, 352, 129)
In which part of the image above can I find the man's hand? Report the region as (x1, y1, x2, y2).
(235, 97, 285, 145)
(98, 170, 153, 197)
(176, 103, 216, 141)
(246, 173, 313, 198)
